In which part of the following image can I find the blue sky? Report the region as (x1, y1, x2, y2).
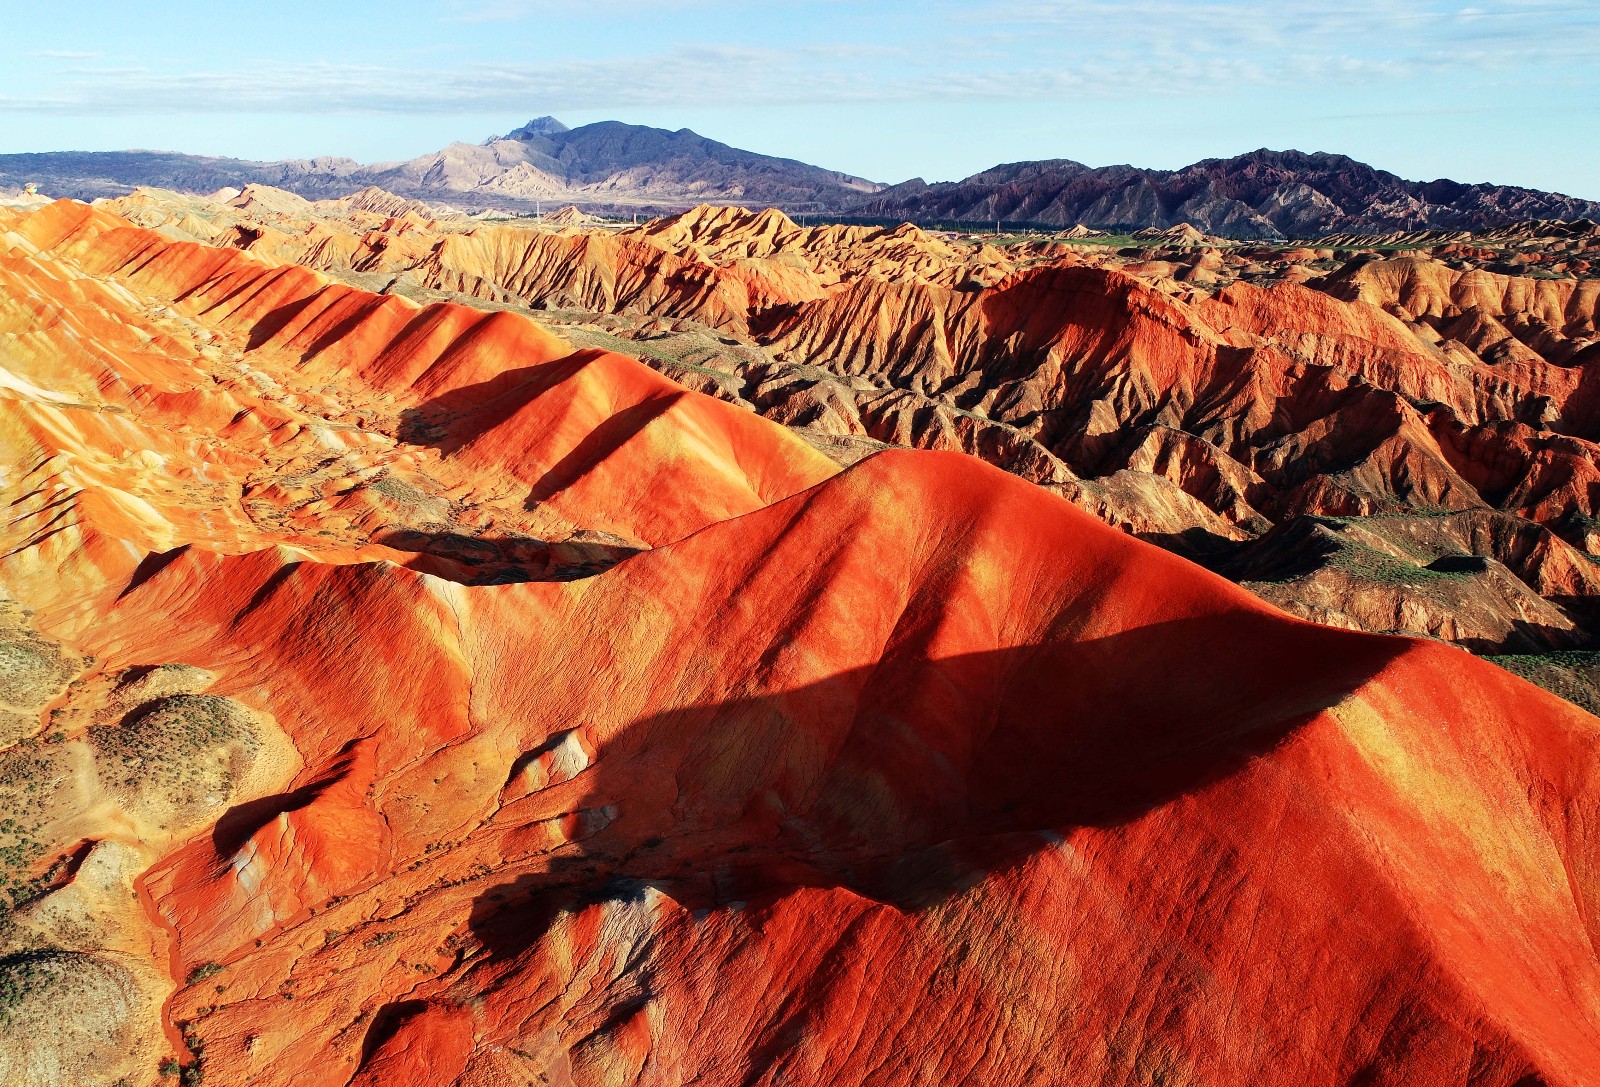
(3, 0, 1598, 197)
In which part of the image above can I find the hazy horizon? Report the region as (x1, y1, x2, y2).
(5, 0, 1598, 200)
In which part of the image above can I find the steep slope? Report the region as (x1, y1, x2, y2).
(367, 117, 882, 209)
(95, 192, 1600, 665)
(183, 198, 1600, 539)
(0, 199, 1598, 1086)
(5, 199, 834, 550)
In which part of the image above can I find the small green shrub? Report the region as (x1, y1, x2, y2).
(185, 961, 224, 985)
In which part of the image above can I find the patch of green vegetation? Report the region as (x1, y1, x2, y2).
(1326, 542, 1476, 586)
(0, 709, 33, 747)
(179, 1021, 207, 1085)
(1483, 650, 1600, 715)
(0, 738, 66, 910)
(1327, 504, 1461, 522)
(0, 637, 68, 708)
(185, 961, 224, 985)
(88, 694, 259, 816)
(1494, 650, 1600, 668)
(368, 474, 432, 507)
(661, 357, 744, 380)
(0, 948, 138, 1073)
(1051, 234, 1152, 248)
(0, 948, 117, 1025)
(0, 949, 69, 1020)
(114, 663, 214, 706)
(562, 326, 751, 370)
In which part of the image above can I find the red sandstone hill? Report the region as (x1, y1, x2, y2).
(0, 200, 1596, 1086)
(101, 191, 1600, 662)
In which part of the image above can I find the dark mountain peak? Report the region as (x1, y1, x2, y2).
(400, 117, 884, 209)
(963, 159, 1094, 186)
(1235, 148, 1361, 169)
(848, 146, 1600, 239)
(498, 116, 570, 142)
(1188, 149, 1380, 182)
(8, 123, 1592, 237)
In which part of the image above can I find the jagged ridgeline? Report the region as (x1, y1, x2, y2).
(5, 120, 1599, 236)
(0, 191, 1595, 1086)
(71, 186, 1600, 707)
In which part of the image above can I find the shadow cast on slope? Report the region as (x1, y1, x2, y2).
(395, 365, 562, 455)
(466, 613, 1408, 966)
(210, 739, 365, 858)
(394, 353, 683, 511)
(371, 527, 637, 585)
(393, 352, 681, 515)
(523, 394, 681, 508)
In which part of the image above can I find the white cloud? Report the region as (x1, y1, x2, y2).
(0, 49, 860, 115)
(963, 0, 1600, 58)
(1, 0, 1595, 116)
(446, 0, 793, 22)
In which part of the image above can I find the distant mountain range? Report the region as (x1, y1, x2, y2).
(3, 117, 1597, 239)
(0, 117, 881, 217)
(852, 150, 1600, 239)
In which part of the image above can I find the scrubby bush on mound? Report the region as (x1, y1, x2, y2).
(89, 694, 262, 824)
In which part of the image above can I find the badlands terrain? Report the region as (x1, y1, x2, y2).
(93, 182, 1600, 709)
(0, 183, 1596, 1086)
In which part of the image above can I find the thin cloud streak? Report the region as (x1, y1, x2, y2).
(445, 0, 826, 22)
(0, 38, 1564, 117)
(962, 0, 1600, 63)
